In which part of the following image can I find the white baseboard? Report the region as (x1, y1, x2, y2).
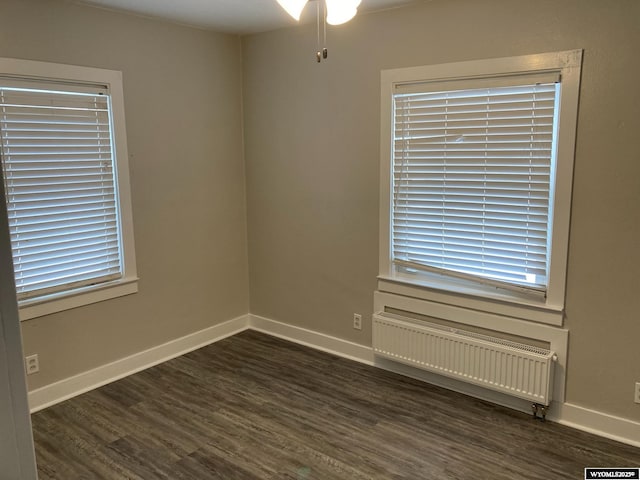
(249, 314, 374, 364)
(28, 314, 250, 413)
(28, 312, 640, 449)
(548, 402, 640, 449)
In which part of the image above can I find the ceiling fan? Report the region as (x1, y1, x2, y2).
(276, 0, 362, 25)
(275, 0, 362, 61)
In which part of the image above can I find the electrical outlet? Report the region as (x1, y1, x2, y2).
(25, 354, 39, 375)
(353, 313, 362, 330)
(635, 382, 640, 404)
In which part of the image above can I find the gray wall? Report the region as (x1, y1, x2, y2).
(242, 0, 640, 421)
(0, 0, 249, 390)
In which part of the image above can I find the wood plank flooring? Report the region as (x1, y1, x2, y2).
(32, 330, 640, 479)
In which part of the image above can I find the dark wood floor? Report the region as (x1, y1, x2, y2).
(32, 330, 639, 479)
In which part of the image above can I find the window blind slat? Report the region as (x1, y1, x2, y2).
(17, 271, 121, 300)
(8, 236, 119, 258)
(16, 249, 120, 274)
(7, 202, 116, 218)
(394, 240, 547, 257)
(10, 220, 118, 241)
(394, 251, 547, 271)
(393, 223, 548, 237)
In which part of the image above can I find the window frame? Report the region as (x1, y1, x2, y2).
(0, 57, 138, 321)
(379, 51, 582, 326)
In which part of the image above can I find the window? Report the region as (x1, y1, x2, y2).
(0, 58, 137, 320)
(379, 51, 582, 323)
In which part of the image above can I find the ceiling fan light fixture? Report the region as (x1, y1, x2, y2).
(325, 0, 361, 25)
(276, 0, 309, 21)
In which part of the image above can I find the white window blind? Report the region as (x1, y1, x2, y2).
(392, 75, 560, 293)
(0, 82, 122, 300)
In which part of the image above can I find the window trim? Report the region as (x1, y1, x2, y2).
(379, 50, 582, 325)
(0, 57, 138, 321)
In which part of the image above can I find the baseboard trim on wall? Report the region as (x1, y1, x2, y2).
(548, 402, 640, 449)
(249, 314, 375, 365)
(28, 314, 250, 413)
(28, 312, 640, 448)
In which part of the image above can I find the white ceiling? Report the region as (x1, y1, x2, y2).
(74, 0, 420, 34)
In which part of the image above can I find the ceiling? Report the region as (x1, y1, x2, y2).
(73, 0, 420, 34)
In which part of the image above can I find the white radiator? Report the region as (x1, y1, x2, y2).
(373, 312, 557, 405)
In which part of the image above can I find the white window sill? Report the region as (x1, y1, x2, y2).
(18, 277, 139, 322)
(378, 272, 564, 326)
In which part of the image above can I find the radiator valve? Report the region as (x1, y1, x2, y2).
(531, 403, 548, 421)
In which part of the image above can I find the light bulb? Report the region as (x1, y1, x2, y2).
(325, 0, 361, 25)
(276, 0, 309, 21)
